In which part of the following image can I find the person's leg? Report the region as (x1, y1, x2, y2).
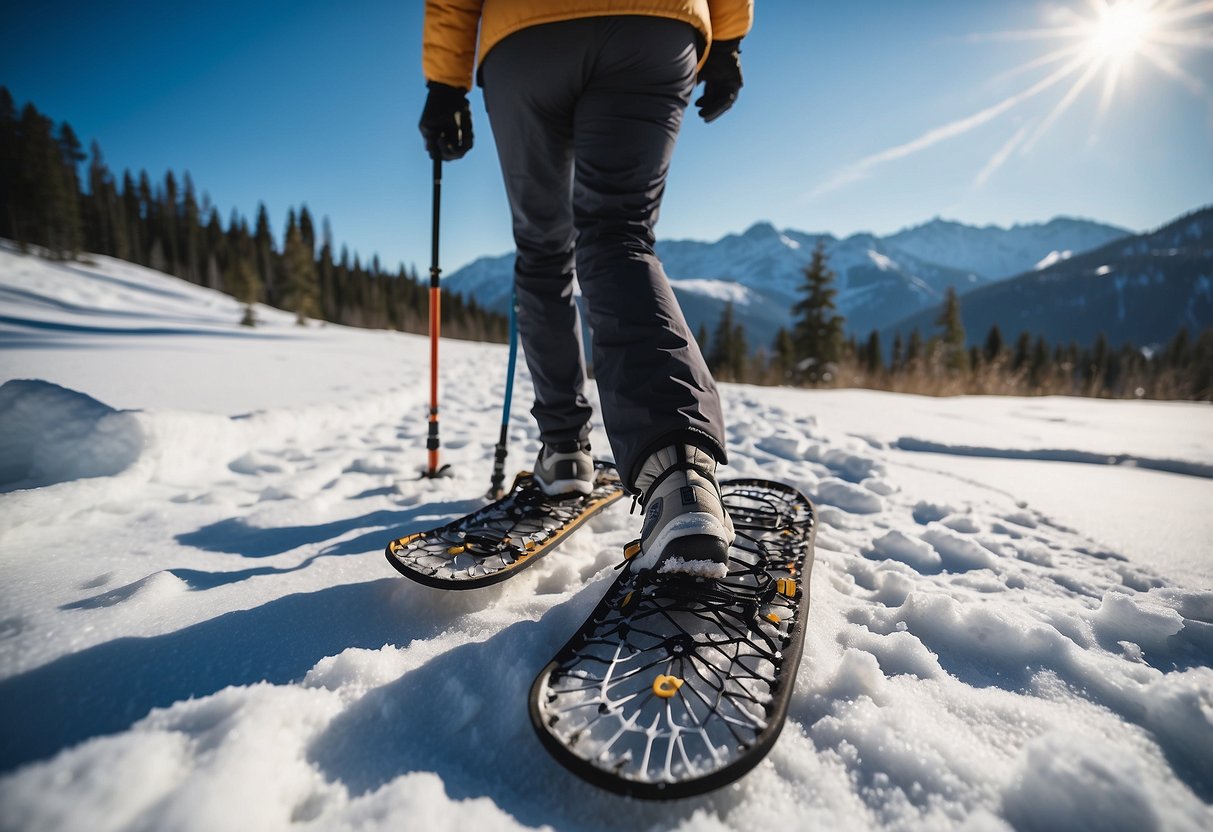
(481, 25, 593, 450)
(570, 17, 727, 491)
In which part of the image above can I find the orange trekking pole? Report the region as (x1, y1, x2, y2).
(423, 157, 452, 479)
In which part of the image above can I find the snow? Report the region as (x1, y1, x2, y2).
(667, 277, 754, 306)
(1, 247, 1211, 830)
(1035, 250, 1072, 270)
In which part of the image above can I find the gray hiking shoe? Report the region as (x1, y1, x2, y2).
(629, 444, 735, 578)
(533, 440, 595, 497)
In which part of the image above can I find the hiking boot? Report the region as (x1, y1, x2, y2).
(630, 444, 735, 578)
(533, 440, 595, 497)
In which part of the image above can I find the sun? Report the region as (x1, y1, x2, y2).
(1088, 1, 1158, 61)
(806, 0, 1212, 200)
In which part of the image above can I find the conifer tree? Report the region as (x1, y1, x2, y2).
(771, 327, 796, 382)
(122, 171, 143, 264)
(709, 303, 747, 381)
(0, 87, 16, 241)
(55, 122, 85, 257)
(791, 241, 844, 383)
(1012, 332, 1032, 372)
(1029, 337, 1050, 390)
(281, 208, 319, 324)
(182, 173, 200, 283)
(865, 330, 882, 376)
(983, 324, 1004, 364)
(204, 207, 225, 291)
(138, 171, 155, 264)
(86, 141, 114, 255)
(696, 322, 710, 357)
(299, 205, 316, 255)
(162, 171, 180, 274)
(906, 329, 923, 372)
(254, 203, 276, 304)
(225, 213, 261, 325)
(935, 286, 966, 372)
(318, 216, 336, 321)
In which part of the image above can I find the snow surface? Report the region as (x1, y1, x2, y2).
(1, 248, 1211, 831)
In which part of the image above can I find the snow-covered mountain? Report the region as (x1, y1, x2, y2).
(1, 247, 1212, 830)
(884, 205, 1213, 348)
(444, 216, 1130, 345)
(884, 216, 1129, 280)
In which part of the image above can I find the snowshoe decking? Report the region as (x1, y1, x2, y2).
(385, 462, 624, 589)
(529, 479, 816, 799)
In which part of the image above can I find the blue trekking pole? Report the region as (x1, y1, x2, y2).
(488, 289, 519, 498)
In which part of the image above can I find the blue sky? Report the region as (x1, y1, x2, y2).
(4, 1, 1211, 273)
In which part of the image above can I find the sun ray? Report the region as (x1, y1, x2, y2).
(991, 43, 1089, 84)
(1149, 28, 1213, 47)
(1138, 43, 1209, 92)
(1154, 0, 1213, 21)
(1022, 60, 1107, 153)
(965, 28, 1090, 42)
(975, 124, 1032, 186)
(1098, 57, 1126, 115)
(804, 52, 1089, 199)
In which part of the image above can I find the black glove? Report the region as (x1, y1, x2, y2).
(695, 38, 743, 123)
(419, 81, 473, 161)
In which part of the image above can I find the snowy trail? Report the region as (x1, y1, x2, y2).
(1, 249, 1212, 831)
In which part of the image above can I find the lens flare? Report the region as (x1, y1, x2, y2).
(1089, 1, 1156, 60)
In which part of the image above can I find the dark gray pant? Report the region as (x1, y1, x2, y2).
(482, 16, 726, 489)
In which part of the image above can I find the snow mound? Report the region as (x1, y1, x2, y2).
(1003, 733, 1162, 831)
(869, 530, 942, 573)
(920, 525, 999, 572)
(815, 478, 884, 514)
(0, 380, 144, 492)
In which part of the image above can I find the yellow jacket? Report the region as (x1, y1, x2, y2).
(423, 0, 754, 89)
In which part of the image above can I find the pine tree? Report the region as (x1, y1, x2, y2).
(1029, 337, 1050, 390)
(935, 286, 967, 372)
(318, 216, 336, 321)
(182, 173, 201, 283)
(281, 208, 319, 324)
(204, 207, 225, 291)
(790, 240, 844, 383)
(983, 324, 1004, 364)
(122, 171, 143, 264)
(0, 87, 16, 241)
(906, 329, 923, 371)
(695, 322, 711, 358)
(225, 213, 261, 325)
(254, 203, 276, 305)
(1012, 331, 1032, 372)
(709, 303, 747, 382)
(162, 170, 180, 274)
(865, 330, 882, 376)
(771, 327, 796, 382)
(138, 171, 155, 265)
(55, 122, 85, 257)
(86, 141, 113, 255)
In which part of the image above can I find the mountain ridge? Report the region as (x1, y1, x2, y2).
(881, 205, 1213, 349)
(444, 213, 1132, 342)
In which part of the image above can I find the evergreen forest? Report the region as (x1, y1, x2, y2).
(0, 88, 506, 341)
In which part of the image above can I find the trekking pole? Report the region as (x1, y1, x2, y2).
(423, 156, 451, 479)
(488, 288, 519, 498)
